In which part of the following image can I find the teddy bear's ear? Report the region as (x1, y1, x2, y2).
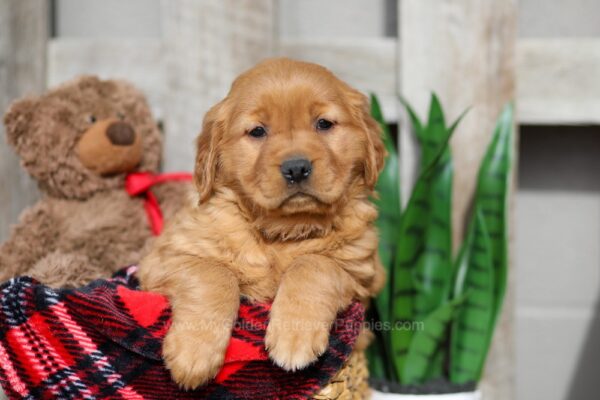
(3, 97, 38, 149)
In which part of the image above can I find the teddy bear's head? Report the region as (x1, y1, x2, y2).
(3, 76, 162, 199)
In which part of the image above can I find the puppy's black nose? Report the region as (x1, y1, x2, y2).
(280, 158, 312, 184)
(106, 121, 136, 146)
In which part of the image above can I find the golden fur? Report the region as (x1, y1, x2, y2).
(139, 58, 386, 389)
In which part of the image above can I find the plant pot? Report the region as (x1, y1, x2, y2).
(371, 390, 481, 400)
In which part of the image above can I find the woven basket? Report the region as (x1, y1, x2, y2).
(313, 350, 370, 400)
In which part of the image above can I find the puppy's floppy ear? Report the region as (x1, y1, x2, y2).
(194, 101, 227, 203)
(3, 97, 38, 151)
(347, 89, 386, 189)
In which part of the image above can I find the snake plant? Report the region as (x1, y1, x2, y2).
(368, 94, 514, 386)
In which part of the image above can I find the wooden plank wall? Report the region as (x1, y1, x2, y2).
(276, 40, 600, 127)
(46, 0, 275, 172)
(518, 38, 600, 125)
(160, 0, 275, 171)
(398, 1, 517, 399)
(0, 0, 47, 242)
(47, 38, 165, 118)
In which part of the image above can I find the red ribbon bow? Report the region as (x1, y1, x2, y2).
(125, 172, 193, 235)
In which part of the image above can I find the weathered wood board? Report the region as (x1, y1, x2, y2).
(518, 38, 600, 125)
(47, 38, 166, 120)
(160, 0, 275, 172)
(278, 37, 600, 126)
(0, 0, 47, 242)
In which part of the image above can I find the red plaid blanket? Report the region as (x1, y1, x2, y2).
(0, 266, 364, 399)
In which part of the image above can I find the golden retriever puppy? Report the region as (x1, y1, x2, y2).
(138, 58, 385, 389)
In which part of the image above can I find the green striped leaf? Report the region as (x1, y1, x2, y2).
(450, 209, 495, 384)
(366, 320, 389, 380)
(391, 97, 458, 381)
(391, 165, 434, 379)
(421, 95, 448, 170)
(401, 97, 425, 142)
(412, 151, 453, 321)
(402, 296, 465, 385)
(450, 104, 514, 384)
(401, 94, 466, 169)
(411, 150, 453, 381)
(370, 94, 401, 380)
(371, 94, 401, 326)
(473, 104, 514, 335)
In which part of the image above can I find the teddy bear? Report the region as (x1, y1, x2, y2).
(0, 76, 192, 288)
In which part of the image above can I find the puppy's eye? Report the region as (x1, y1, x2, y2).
(316, 118, 334, 131)
(88, 115, 97, 123)
(248, 126, 267, 138)
(117, 112, 125, 120)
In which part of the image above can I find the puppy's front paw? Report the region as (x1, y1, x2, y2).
(163, 326, 227, 390)
(265, 316, 330, 371)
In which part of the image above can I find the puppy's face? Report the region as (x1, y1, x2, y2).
(195, 59, 384, 220)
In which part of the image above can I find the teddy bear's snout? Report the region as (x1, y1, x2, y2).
(106, 121, 136, 146)
(76, 117, 143, 176)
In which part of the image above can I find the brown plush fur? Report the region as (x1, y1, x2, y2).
(139, 58, 386, 389)
(0, 76, 191, 288)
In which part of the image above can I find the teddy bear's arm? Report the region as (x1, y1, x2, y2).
(0, 201, 61, 282)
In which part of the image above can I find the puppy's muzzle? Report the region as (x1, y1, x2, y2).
(280, 158, 312, 184)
